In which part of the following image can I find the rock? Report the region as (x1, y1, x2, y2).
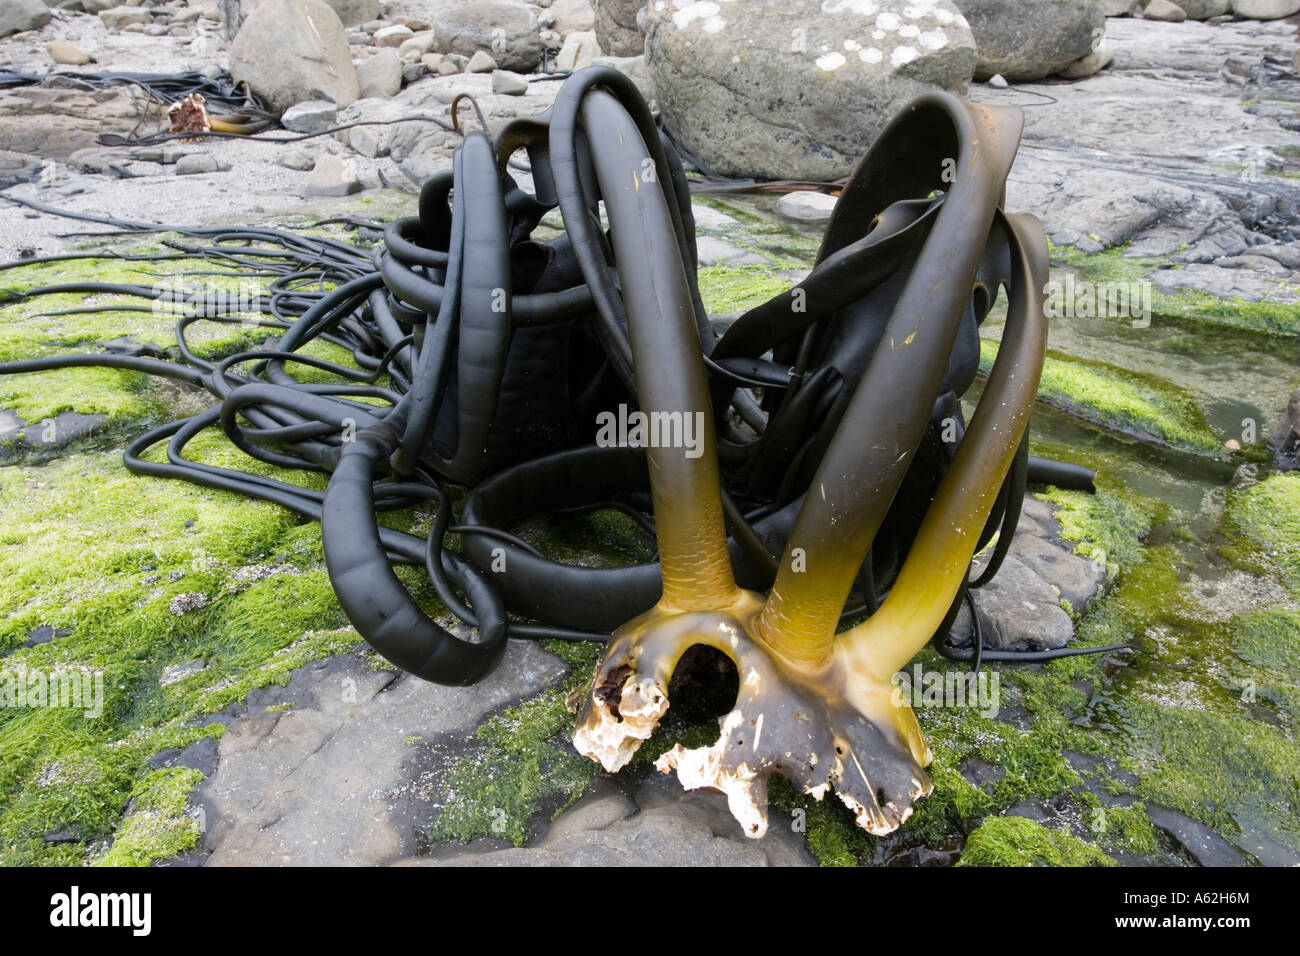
(46, 40, 91, 66)
(775, 190, 839, 222)
(1230, 0, 1300, 16)
(1002, 17, 1300, 282)
(1268, 388, 1300, 471)
(437, 59, 462, 75)
(98, 5, 149, 29)
(694, 235, 767, 266)
(595, 0, 645, 56)
(411, 773, 816, 866)
(466, 49, 498, 72)
(1142, 0, 1187, 18)
(1145, 805, 1251, 866)
(554, 29, 601, 71)
(196, 645, 569, 866)
(393, 14, 431, 31)
(0, 149, 45, 189)
(373, 23, 414, 47)
(953, 555, 1076, 651)
(689, 202, 740, 231)
(322, 0, 378, 27)
(988, 72, 1008, 87)
(0, 408, 107, 460)
(398, 31, 436, 62)
(433, 2, 544, 73)
(349, 124, 386, 157)
(1058, 48, 1113, 78)
(551, 0, 595, 34)
(149, 736, 220, 777)
(491, 69, 529, 95)
(67, 147, 128, 175)
(230, 0, 360, 115)
(80, 0, 115, 11)
(1003, 535, 1106, 613)
(306, 151, 361, 195)
(1097, 0, 1140, 11)
(355, 48, 403, 97)
(168, 592, 209, 615)
(174, 153, 222, 175)
(277, 149, 315, 170)
(1175, 0, 1229, 16)
(0, 87, 143, 160)
(645, 0, 977, 182)
(281, 99, 339, 134)
(421, 53, 444, 71)
(957, 0, 1106, 81)
(402, 62, 425, 83)
(130, 145, 183, 164)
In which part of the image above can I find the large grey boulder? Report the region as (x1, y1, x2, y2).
(2, 0, 51, 36)
(595, 0, 644, 56)
(956, 0, 1105, 81)
(230, 0, 360, 114)
(433, 2, 544, 73)
(645, 0, 976, 182)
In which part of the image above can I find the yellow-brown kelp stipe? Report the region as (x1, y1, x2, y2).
(572, 90, 1049, 838)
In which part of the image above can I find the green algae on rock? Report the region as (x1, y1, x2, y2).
(956, 815, 1116, 867)
(1224, 471, 1300, 595)
(0, 426, 371, 865)
(696, 265, 794, 317)
(1046, 242, 1300, 337)
(427, 641, 603, 848)
(980, 338, 1225, 456)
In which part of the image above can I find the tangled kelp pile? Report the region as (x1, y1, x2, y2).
(1, 68, 1113, 838)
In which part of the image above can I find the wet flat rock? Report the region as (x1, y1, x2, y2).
(0, 407, 109, 461)
(195, 643, 567, 866)
(194, 640, 815, 867)
(982, 17, 1300, 303)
